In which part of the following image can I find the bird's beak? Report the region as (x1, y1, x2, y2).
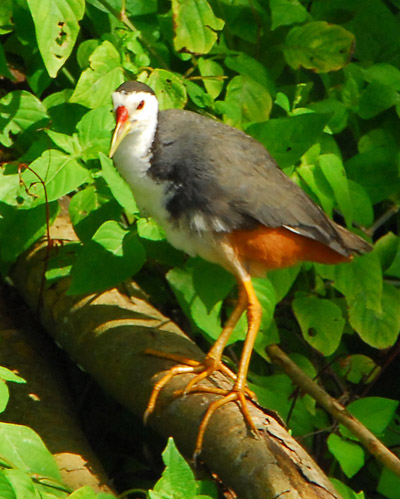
(109, 106, 131, 158)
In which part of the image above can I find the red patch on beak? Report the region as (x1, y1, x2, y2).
(116, 105, 129, 124)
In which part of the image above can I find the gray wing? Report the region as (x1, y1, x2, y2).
(150, 110, 366, 256)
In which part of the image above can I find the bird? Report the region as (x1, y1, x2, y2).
(109, 80, 372, 457)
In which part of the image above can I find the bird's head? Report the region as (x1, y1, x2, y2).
(109, 81, 158, 158)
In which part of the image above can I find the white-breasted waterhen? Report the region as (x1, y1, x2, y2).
(109, 80, 372, 457)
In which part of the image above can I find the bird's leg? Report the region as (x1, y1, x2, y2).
(180, 284, 248, 394)
(193, 278, 262, 458)
(143, 285, 249, 423)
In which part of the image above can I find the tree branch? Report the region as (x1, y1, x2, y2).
(267, 344, 400, 477)
(0, 283, 115, 494)
(9, 214, 342, 499)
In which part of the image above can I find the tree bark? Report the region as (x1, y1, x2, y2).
(0, 283, 115, 494)
(10, 215, 342, 499)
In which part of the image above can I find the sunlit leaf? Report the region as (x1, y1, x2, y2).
(219, 75, 272, 128)
(27, 0, 85, 77)
(0, 91, 48, 147)
(0, 423, 62, 479)
(99, 153, 138, 214)
(172, 0, 224, 54)
(150, 438, 197, 499)
(70, 41, 124, 108)
(144, 70, 187, 110)
(318, 154, 353, 227)
(21, 150, 90, 204)
(198, 58, 224, 99)
(327, 434, 365, 478)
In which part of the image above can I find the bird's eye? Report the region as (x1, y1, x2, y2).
(137, 100, 145, 110)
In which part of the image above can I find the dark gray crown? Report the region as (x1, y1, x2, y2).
(115, 81, 155, 95)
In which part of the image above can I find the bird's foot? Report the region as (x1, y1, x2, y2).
(192, 386, 259, 461)
(143, 348, 258, 459)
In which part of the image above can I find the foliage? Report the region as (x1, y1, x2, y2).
(0, 0, 400, 496)
(148, 438, 217, 499)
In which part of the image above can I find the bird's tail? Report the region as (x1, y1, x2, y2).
(334, 223, 373, 256)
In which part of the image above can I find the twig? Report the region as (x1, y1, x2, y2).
(367, 203, 399, 236)
(266, 344, 400, 477)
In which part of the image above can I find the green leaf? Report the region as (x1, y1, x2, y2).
(375, 232, 399, 272)
(99, 153, 138, 214)
(362, 63, 400, 91)
(124, 0, 157, 15)
(284, 22, 355, 73)
(68, 486, 98, 498)
(27, 0, 85, 77)
(344, 397, 399, 436)
(270, 0, 308, 30)
(0, 422, 62, 479)
(296, 163, 335, 217)
(2, 470, 39, 499)
(0, 202, 59, 268)
(358, 81, 399, 119)
(46, 130, 81, 155)
(198, 58, 224, 99)
(347, 180, 373, 227)
(0, 165, 21, 206)
(172, 0, 224, 55)
(327, 434, 365, 478)
(69, 185, 123, 242)
(21, 150, 90, 204)
(186, 81, 214, 108)
(0, 0, 13, 35)
(247, 113, 329, 167)
(349, 283, 400, 349)
(318, 154, 353, 227)
(145, 70, 187, 110)
(345, 147, 400, 204)
(378, 467, 400, 499)
(137, 218, 165, 241)
(308, 98, 348, 134)
(329, 479, 365, 499)
(338, 355, 378, 384)
(70, 41, 124, 108)
(292, 294, 344, 355)
(0, 472, 15, 499)
(252, 278, 277, 334)
(0, 42, 15, 81)
(0, 91, 49, 148)
(151, 438, 197, 499)
(224, 54, 275, 96)
(166, 259, 234, 341)
(315, 252, 382, 314)
(69, 221, 146, 294)
(76, 106, 115, 159)
(0, 367, 25, 384)
(0, 381, 9, 413)
(219, 75, 272, 128)
(45, 242, 80, 283)
(267, 265, 300, 302)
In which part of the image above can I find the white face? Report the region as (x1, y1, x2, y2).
(112, 90, 159, 132)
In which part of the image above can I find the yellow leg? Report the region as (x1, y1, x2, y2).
(143, 285, 249, 420)
(194, 278, 262, 456)
(144, 277, 263, 459)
